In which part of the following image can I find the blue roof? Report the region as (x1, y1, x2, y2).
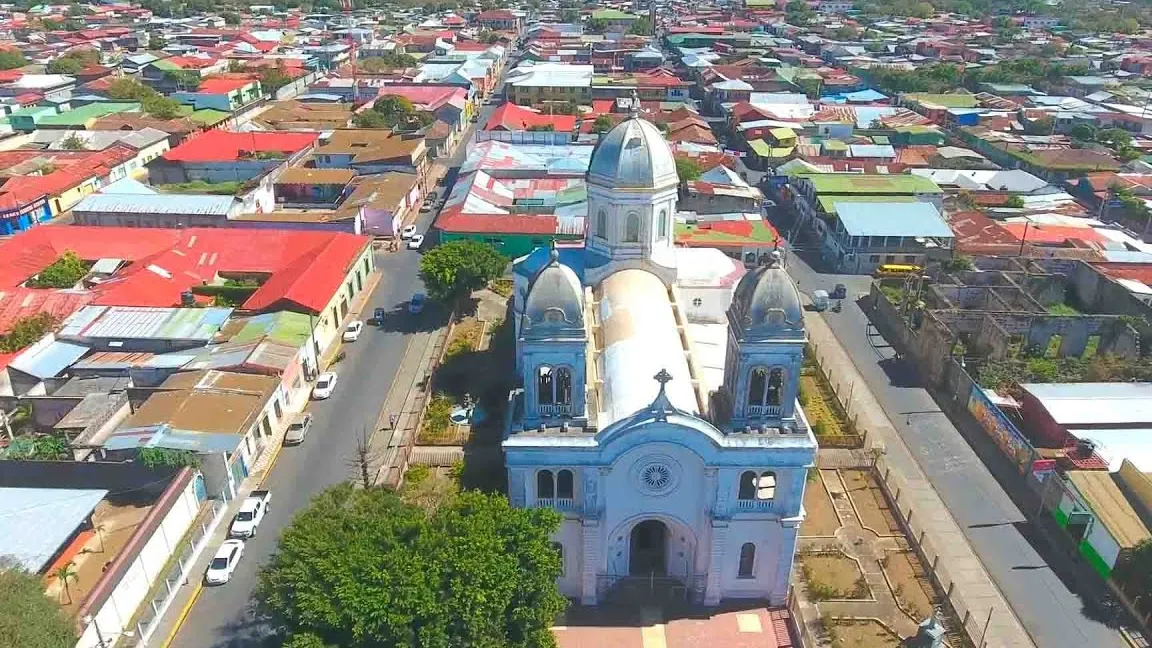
(0, 487, 108, 572)
(831, 89, 887, 102)
(514, 245, 586, 280)
(103, 423, 244, 453)
(9, 340, 89, 379)
(834, 202, 952, 238)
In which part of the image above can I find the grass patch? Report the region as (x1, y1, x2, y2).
(489, 278, 514, 298)
(156, 180, 243, 195)
(444, 319, 482, 359)
(799, 552, 870, 600)
(419, 394, 456, 443)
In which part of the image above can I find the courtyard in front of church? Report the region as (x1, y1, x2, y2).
(553, 603, 794, 648)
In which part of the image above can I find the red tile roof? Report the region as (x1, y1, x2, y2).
(377, 85, 467, 111)
(436, 208, 559, 235)
(162, 130, 318, 163)
(0, 146, 138, 211)
(484, 103, 577, 132)
(0, 226, 370, 315)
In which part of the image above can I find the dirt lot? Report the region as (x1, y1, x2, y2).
(884, 549, 937, 621)
(842, 469, 901, 536)
(800, 473, 840, 537)
(799, 553, 869, 600)
(828, 619, 902, 648)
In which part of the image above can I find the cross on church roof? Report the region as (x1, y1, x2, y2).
(649, 368, 676, 422)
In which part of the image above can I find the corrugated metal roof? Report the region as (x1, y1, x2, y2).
(73, 193, 236, 216)
(103, 423, 243, 453)
(1022, 383, 1152, 427)
(10, 340, 89, 379)
(834, 202, 952, 238)
(0, 487, 108, 573)
(60, 306, 233, 342)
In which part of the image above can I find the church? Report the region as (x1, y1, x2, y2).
(502, 107, 817, 606)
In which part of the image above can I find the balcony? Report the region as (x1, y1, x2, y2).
(735, 499, 773, 511)
(748, 404, 782, 418)
(539, 403, 574, 417)
(536, 497, 577, 511)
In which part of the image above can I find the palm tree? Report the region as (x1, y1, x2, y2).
(54, 562, 78, 605)
(94, 523, 107, 553)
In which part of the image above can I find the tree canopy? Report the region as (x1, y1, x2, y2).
(28, 251, 89, 289)
(0, 49, 27, 71)
(0, 559, 76, 648)
(675, 157, 703, 182)
(359, 53, 418, 72)
(256, 485, 565, 648)
(419, 239, 507, 303)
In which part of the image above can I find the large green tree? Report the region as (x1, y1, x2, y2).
(0, 559, 76, 648)
(0, 49, 27, 70)
(419, 239, 507, 303)
(256, 486, 565, 647)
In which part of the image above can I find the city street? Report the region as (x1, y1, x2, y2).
(163, 57, 515, 648)
(778, 242, 1127, 648)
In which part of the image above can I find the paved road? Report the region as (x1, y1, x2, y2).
(778, 243, 1127, 648)
(168, 56, 520, 648)
(170, 213, 442, 648)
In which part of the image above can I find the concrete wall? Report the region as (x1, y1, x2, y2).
(76, 473, 203, 648)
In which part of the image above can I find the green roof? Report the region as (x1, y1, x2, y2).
(177, 106, 231, 124)
(748, 139, 772, 156)
(904, 93, 980, 109)
(817, 194, 917, 213)
(36, 102, 140, 126)
(822, 140, 849, 152)
(149, 59, 182, 72)
(231, 311, 312, 346)
(591, 8, 637, 19)
(797, 173, 943, 195)
(675, 219, 779, 246)
(871, 135, 890, 145)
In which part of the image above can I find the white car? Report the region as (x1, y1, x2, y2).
(343, 320, 364, 342)
(313, 372, 338, 399)
(229, 490, 270, 538)
(400, 225, 417, 240)
(407, 234, 424, 250)
(204, 540, 245, 585)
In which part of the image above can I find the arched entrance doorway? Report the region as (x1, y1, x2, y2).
(629, 520, 668, 576)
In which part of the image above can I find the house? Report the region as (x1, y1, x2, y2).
(150, 130, 319, 184)
(506, 62, 593, 107)
(172, 77, 263, 112)
(1055, 468, 1151, 579)
(312, 130, 430, 185)
(482, 101, 577, 141)
(474, 9, 522, 33)
(821, 201, 955, 273)
(72, 180, 238, 228)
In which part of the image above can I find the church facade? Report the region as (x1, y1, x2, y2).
(503, 111, 817, 606)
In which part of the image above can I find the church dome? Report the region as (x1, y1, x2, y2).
(730, 253, 804, 337)
(522, 248, 585, 335)
(587, 115, 679, 191)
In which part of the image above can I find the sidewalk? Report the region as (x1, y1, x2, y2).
(803, 308, 1036, 648)
(318, 269, 383, 370)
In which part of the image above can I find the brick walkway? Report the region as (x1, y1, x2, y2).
(554, 605, 794, 648)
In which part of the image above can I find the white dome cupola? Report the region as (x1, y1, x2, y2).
(584, 103, 681, 286)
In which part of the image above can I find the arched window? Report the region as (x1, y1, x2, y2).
(657, 209, 667, 239)
(537, 470, 555, 499)
(557, 469, 574, 499)
(555, 367, 573, 405)
(625, 212, 640, 242)
(738, 471, 757, 500)
(767, 368, 784, 406)
(748, 367, 768, 406)
(537, 366, 555, 405)
(756, 472, 776, 501)
(596, 209, 607, 238)
(738, 543, 756, 578)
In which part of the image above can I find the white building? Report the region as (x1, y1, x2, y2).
(504, 109, 817, 606)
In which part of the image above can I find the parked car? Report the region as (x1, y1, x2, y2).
(229, 490, 271, 538)
(400, 225, 417, 240)
(811, 289, 830, 312)
(407, 234, 424, 250)
(204, 540, 245, 585)
(313, 372, 338, 399)
(408, 292, 426, 314)
(343, 320, 364, 342)
(284, 413, 313, 445)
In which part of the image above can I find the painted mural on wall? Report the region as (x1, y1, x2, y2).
(967, 384, 1036, 473)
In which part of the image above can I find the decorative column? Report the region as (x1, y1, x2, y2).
(508, 469, 527, 508)
(580, 519, 600, 605)
(704, 519, 728, 606)
(770, 519, 801, 606)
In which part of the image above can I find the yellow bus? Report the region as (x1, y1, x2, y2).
(874, 263, 921, 277)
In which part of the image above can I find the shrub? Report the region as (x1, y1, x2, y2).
(420, 394, 456, 441)
(26, 251, 89, 289)
(0, 313, 59, 353)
